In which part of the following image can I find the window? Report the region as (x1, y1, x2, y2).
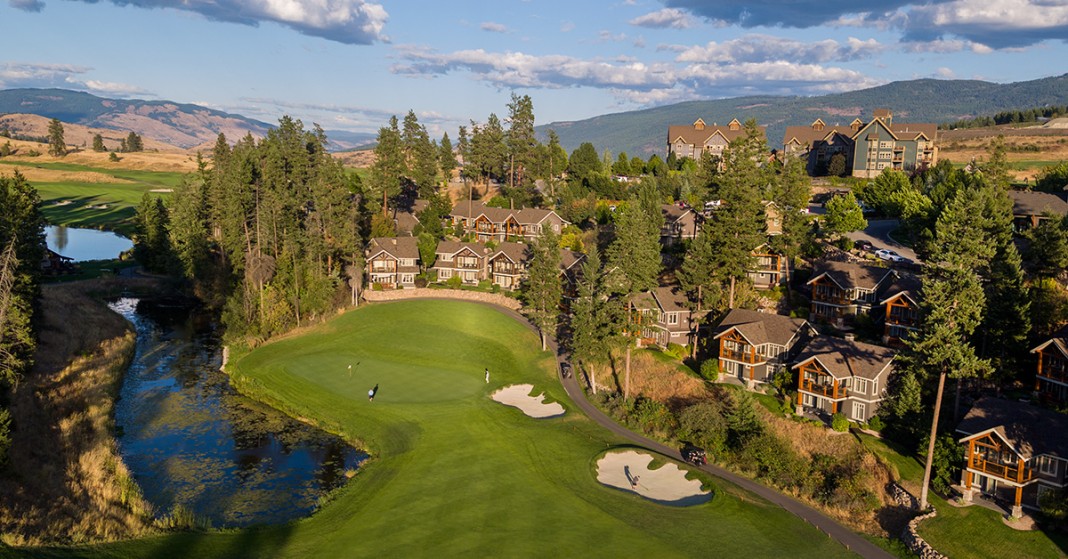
(401, 274, 414, 284)
(666, 312, 678, 325)
(764, 345, 783, 359)
(853, 378, 869, 394)
(851, 401, 866, 421)
(1038, 456, 1058, 476)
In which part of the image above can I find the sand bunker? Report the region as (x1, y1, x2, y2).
(491, 384, 564, 418)
(596, 450, 711, 506)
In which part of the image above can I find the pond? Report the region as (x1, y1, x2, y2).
(109, 297, 367, 528)
(46, 225, 133, 262)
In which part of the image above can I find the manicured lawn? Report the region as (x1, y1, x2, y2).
(6, 300, 857, 558)
(918, 496, 1068, 559)
(0, 161, 179, 235)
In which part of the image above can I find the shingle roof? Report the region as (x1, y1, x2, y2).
(714, 308, 809, 346)
(661, 204, 692, 223)
(808, 261, 895, 290)
(667, 119, 765, 147)
(490, 242, 529, 264)
(956, 397, 1068, 459)
(1009, 190, 1068, 217)
(558, 249, 585, 272)
(782, 124, 856, 147)
(450, 201, 563, 225)
(368, 236, 420, 259)
(793, 336, 895, 381)
(436, 241, 491, 258)
(881, 274, 923, 305)
(651, 286, 688, 313)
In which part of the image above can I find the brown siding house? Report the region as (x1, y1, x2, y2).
(628, 286, 693, 348)
(450, 202, 568, 242)
(667, 118, 766, 163)
(1009, 190, 1068, 230)
(807, 261, 897, 324)
(792, 335, 895, 422)
(713, 309, 814, 389)
(366, 237, 421, 289)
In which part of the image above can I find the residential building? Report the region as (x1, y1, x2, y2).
(1031, 332, 1068, 403)
(558, 248, 586, 297)
(957, 398, 1068, 518)
(782, 110, 937, 178)
(433, 241, 492, 285)
(749, 243, 788, 289)
(880, 275, 922, 345)
(792, 335, 896, 422)
(666, 118, 765, 162)
(713, 309, 815, 388)
(487, 242, 530, 291)
(1008, 190, 1068, 230)
(366, 237, 421, 289)
(392, 199, 428, 236)
(660, 203, 700, 244)
(449, 201, 568, 242)
(807, 261, 897, 323)
(763, 201, 783, 236)
(628, 286, 693, 348)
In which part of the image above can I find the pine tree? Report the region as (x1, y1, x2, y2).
(91, 133, 106, 152)
(605, 197, 661, 294)
(506, 93, 537, 192)
(525, 228, 563, 350)
(47, 118, 65, 157)
(369, 116, 404, 213)
(438, 132, 456, 186)
(569, 245, 623, 393)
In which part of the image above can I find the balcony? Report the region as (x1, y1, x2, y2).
(813, 292, 851, 306)
(969, 457, 1034, 484)
(720, 347, 763, 364)
(799, 379, 847, 400)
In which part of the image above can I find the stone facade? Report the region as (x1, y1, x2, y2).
(362, 287, 522, 311)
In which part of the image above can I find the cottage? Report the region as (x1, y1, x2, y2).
(1031, 332, 1068, 403)
(660, 203, 700, 244)
(628, 286, 693, 348)
(713, 309, 814, 388)
(433, 241, 492, 285)
(792, 335, 895, 422)
(807, 261, 897, 324)
(1008, 190, 1068, 230)
(366, 237, 421, 289)
(749, 243, 788, 289)
(880, 274, 922, 345)
(957, 398, 1068, 518)
(449, 201, 568, 242)
(487, 242, 530, 290)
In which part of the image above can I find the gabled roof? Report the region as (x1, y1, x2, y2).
(368, 236, 420, 260)
(650, 286, 689, 313)
(436, 241, 490, 258)
(956, 398, 1068, 460)
(713, 308, 809, 347)
(490, 242, 529, 264)
(450, 201, 567, 227)
(880, 274, 923, 305)
(782, 124, 857, 148)
(1008, 190, 1068, 217)
(807, 261, 896, 291)
(668, 120, 765, 148)
(793, 336, 896, 381)
(1032, 337, 1068, 358)
(559, 249, 585, 272)
(661, 203, 693, 223)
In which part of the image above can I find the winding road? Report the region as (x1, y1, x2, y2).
(847, 219, 919, 263)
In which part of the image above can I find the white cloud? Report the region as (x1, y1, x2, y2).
(675, 35, 883, 65)
(560, 21, 575, 32)
(79, 79, 153, 97)
(629, 8, 694, 29)
(62, 0, 390, 45)
(480, 21, 508, 33)
(902, 0, 1068, 48)
(935, 67, 956, 78)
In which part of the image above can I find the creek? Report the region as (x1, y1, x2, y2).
(109, 297, 367, 527)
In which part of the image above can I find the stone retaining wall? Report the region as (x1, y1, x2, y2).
(362, 288, 523, 311)
(902, 509, 947, 559)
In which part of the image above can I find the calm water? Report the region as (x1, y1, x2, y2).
(110, 297, 367, 527)
(45, 225, 133, 261)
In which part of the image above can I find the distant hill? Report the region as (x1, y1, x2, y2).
(537, 74, 1068, 157)
(0, 89, 374, 151)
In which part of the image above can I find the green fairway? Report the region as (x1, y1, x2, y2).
(6, 300, 856, 558)
(0, 161, 181, 235)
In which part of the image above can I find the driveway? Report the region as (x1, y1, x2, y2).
(848, 219, 919, 263)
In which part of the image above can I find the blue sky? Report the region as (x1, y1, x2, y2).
(2, 0, 1067, 138)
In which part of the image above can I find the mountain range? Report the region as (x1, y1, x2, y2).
(3, 74, 1068, 158)
(0, 88, 375, 151)
(537, 73, 1068, 157)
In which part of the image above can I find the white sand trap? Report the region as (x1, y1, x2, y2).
(149, 188, 174, 193)
(596, 450, 711, 506)
(491, 384, 564, 418)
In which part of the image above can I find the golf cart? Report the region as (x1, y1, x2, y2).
(681, 445, 707, 466)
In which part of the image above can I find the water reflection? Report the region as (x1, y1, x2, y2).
(45, 226, 133, 261)
(110, 298, 367, 527)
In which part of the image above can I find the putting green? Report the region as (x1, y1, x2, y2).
(8, 299, 857, 559)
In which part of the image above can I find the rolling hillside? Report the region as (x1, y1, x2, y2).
(0, 89, 374, 151)
(538, 73, 1068, 157)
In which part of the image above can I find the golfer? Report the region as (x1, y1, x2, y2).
(485, 368, 490, 383)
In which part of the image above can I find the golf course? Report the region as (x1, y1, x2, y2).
(7, 299, 856, 558)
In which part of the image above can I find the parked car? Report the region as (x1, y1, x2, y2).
(560, 362, 572, 379)
(854, 239, 873, 252)
(875, 249, 906, 262)
(681, 445, 707, 466)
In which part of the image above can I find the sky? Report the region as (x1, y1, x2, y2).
(1, 0, 1067, 139)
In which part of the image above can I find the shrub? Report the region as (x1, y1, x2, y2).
(866, 415, 885, 432)
(831, 413, 849, 432)
(699, 359, 719, 381)
(664, 343, 687, 360)
(27, 149, 41, 157)
(446, 275, 462, 289)
(835, 236, 853, 251)
(108, 152, 120, 162)
(372, 282, 384, 291)
(491, 283, 501, 293)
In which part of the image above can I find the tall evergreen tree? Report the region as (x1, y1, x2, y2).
(91, 133, 106, 152)
(506, 93, 537, 190)
(369, 116, 404, 213)
(47, 118, 65, 157)
(525, 228, 563, 350)
(569, 245, 623, 394)
(402, 110, 438, 196)
(438, 132, 456, 186)
(605, 197, 661, 294)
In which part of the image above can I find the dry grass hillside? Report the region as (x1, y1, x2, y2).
(939, 122, 1068, 182)
(0, 136, 201, 174)
(1, 113, 184, 154)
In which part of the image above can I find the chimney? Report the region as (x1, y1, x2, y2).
(391, 238, 397, 245)
(844, 333, 856, 342)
